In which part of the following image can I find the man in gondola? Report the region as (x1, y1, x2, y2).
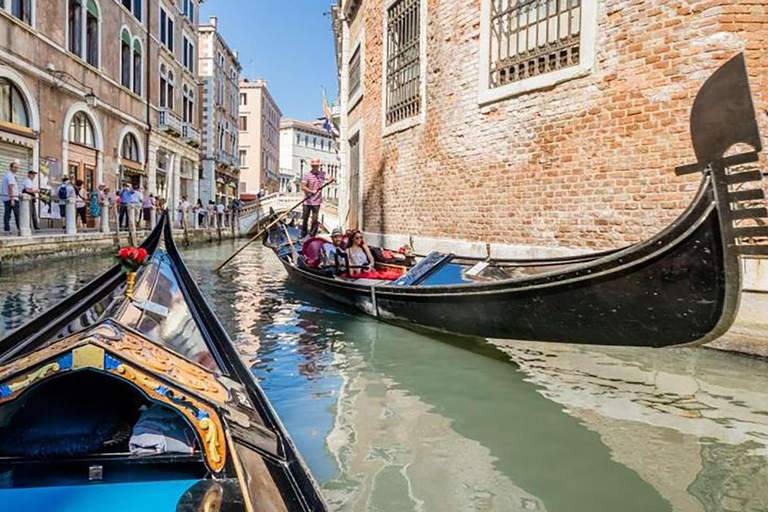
(300, 159, 334, 239)
(321, 227, 347, 275)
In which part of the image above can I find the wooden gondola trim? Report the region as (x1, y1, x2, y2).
(729, 188, 765, 202)
(733, 226, 768, 238)
(726, 170, 763, 185)
(731, 207, 768, 220)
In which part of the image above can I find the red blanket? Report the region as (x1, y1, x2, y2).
(343, 270, 401, 281)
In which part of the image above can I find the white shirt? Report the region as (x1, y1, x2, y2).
(22, 177, 37, 196)
(132, 190, 144, 204)
(215, 204, 225, 213)
(179, 201, 189, 213)
(1, 171, 17, 201)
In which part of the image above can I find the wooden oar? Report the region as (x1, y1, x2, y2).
(214, 180, 334, 273)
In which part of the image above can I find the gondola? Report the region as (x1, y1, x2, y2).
(265, 54, 768, 348)
(0, 214, 327, 511)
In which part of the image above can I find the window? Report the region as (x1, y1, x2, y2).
(489, 0, 581, 89)
(349, 45, 362, 100)
(167, 70, 175, 110)
(160, 7, 173, 51)
(121, 29, 131, 88)
(240, 93, 247, 106)
(122, 133, 140, 162)
(479, 0, 595, 104)
(0, 78, 30, 127)
(182, 36, 194, 73)
(385, 0, 421, 126)
(68, 0, 83, 57)
(121, 0, 141, 21)
(182, 0, 194, 22)
(133, 40, 143, 96)
(182, 85, 194, 123)
(10, 0, 32, 24)
(85, 0, 99, 66)
(69, 112, 95, 147)
(159, 64, 167, 107)
(239, 116, 247, 131)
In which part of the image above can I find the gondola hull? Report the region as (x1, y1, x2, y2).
(266, 54, 768, 348)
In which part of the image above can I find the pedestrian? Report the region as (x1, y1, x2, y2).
(300, 159, 335, 238)
(232, 197, 241, 220)
(207, 200, 215, 227)
(89, 184, 101, 222)
(215, 201, 225, 228)
(131, 187, 143, 228)
(178, 196, 189, 228)
(74, 179, 87, 228)
(22, 168, 40, 231)
(57, 177, 75, 229)
(118, 182, 133, 228)
(1, 161, 20, 234)
(194, 198, 204, 227)
(142, 192, 153, 229)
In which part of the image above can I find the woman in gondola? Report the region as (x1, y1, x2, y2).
(347, 230, 374, 276)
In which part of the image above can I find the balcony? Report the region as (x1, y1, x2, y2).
(214, 150, 238, 169)
(182, 124, 202, 147)
(158, 108, 183, 136)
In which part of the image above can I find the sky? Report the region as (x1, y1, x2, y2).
(200, 0, 339, 122)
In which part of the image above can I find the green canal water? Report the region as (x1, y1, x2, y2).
(1, 242, 767, 511)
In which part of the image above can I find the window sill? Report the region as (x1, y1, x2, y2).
(382, 114, 422, 138)
(478, 64, 591, 106)
(348, 89, 363, 113)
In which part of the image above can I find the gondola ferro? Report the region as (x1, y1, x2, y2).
(0, 214, 327, 511)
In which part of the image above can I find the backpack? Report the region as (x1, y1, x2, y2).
(58, 185, 68, 201)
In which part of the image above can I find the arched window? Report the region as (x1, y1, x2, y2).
(0, 78, 30, 128)
(159, 64, 167, 108)
(121, 29, 131, 88)
(85, 0, 99, 66)
(69, 112, 95, 147)
(182, 85, 194, 123)
(166, 70, 175, 110)
(132, 39, 142, 96)
(121, 133, 140, 162)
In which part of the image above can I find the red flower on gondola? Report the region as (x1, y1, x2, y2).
(117, 246, 149, 273)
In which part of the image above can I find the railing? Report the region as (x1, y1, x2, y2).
(182, 124, 202, 147)
(214, 150, 238, 169)
(159, 108, 183, 135)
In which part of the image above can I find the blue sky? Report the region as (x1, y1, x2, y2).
(200, 0, 339, 121)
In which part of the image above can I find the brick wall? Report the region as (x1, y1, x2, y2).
(345, 0, 768, 251)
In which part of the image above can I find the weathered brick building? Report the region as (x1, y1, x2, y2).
(333, 0, 768, 271)
(0, 0, 203, 223)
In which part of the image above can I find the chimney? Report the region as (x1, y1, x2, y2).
(210, 16, 217, 28)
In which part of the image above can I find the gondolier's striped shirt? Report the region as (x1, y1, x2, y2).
(302, 170, 326, 206)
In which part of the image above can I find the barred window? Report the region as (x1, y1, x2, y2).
(348, 45, 362, 100)
(489, 0, 581, 89)
(385, 0, 421, 126)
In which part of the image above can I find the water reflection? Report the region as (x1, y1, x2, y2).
(0, 242, 766, 512)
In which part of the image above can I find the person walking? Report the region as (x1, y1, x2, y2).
(74, 179, 87, 228)
(194, 198, 204, 228)
(57, 177, 75, 229)
(90, 184, 102, 222)
(22, 169, 40, 231)
(207, 200, 215, 228)
(118, 183, 134, 228)
(178, 196, 190, 228)
(1, 161, 20, 234)
(215, 201, 225, 228)
(142, 192, 153, 229)
(300, 159, 334, 238)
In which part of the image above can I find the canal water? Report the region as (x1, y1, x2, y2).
(1, 242, 768, 512)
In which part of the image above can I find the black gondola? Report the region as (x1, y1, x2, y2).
(265, 54, 768, 348)
(0, 214, 327, 511)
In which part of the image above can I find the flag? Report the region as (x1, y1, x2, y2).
(322, 88, 338, 138)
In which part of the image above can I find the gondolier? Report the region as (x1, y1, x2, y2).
(300, 159, 334, 238)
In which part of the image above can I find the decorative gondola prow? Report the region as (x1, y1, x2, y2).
(675, 53, 768, 257)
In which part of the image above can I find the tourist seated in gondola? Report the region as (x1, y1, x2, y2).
(347, 230, 374, 276)
(321, 227, 347, 274)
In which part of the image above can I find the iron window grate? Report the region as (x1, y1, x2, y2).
(386, 0, 421, 126)
(489, 0, 582, 88)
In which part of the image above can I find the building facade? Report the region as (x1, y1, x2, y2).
(0, 0, 204, 223)
(278, 119, 339, 202)
(333, 0, 768, 259)
(198, 16, 240, 206)
(238, 78, 281, 195)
